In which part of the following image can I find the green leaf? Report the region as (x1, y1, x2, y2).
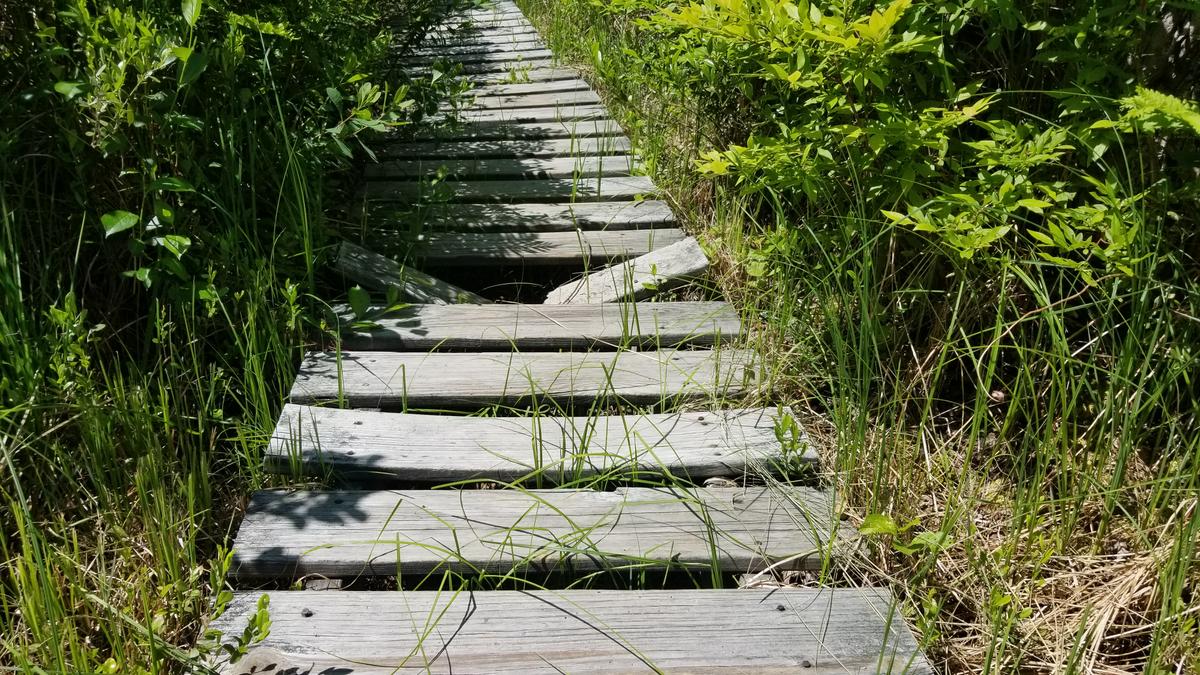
(182, 0, 202, 27)
(54, 81, 85, 99)
(859, 513, 899, 537)
(179, 51, 208, 87)
(348, 286, 370, 319)
(101, 210, 139, 237)
(910, 530, 951, 552)
(124, 267, 153, 288)
(149, 177, 195, 192)
(152, 234, 191, 259)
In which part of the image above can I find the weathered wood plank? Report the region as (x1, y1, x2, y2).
(426, 118, 625, 141)
(460, 88, 601, 109)
(266, 404, 809, 481)
(446, 104, 608, 125)
(336, 301, 740, 350)
(408, 38, 547, 56)
(417, 32, 547, 49)
(365, 154, 637, 180)
(414, 229, 687, 266)
(461, 67, 580, 84)
(335, 242, 487, 305)
(212, 588, 931, 675)
(401, 48, 554, 66)
(230, 486, 842, 578)
(366, 175, 658, 203)
(289, 348, 757, 408)
(412, 56, 557, 75)
(376, 136, 631, 160)
(469, 78, 592, 96)
(545, 237, 710, 304)
(373, 200, 674, 233)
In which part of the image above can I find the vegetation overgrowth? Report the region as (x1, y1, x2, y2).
(516, 0, 1200, 671)
(0, 0, 462, 671)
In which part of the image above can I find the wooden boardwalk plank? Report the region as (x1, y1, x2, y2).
(376, 136, 632, 160)
(462, 88, 601, 108)
(446, 104, 609, 125)
(426, 119, 625, 141)
(546, 237, 710, 304)
(469, 78, 592, 95)
(415, 229, 687, 266)
(461, 67, 581, 84)
(365, 154, 638, 180)
(212, 588, 931, 675)
(373, 200, 674, 233)
(401, 48, 554, 66)
(230, 486, 842, 578)
(266, 404, 809, 481)
(337, 301, 740, 350)
(367, 175, 658, 203)
(289, 348, 757, 408)
(413, 57, 557, 75)
(335, 242, 487, 304)
(408, 38, 547, 56)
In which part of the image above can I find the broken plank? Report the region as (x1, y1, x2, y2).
(334, 242, 486, 305)
(289, 348, 757, 408)
(375, 136, 632, 160)
(266, 404, 804, 482)
(212, 588, 931, 675)
(545, 236, 710, 304)
(414, 229, 687, 266)
(230, 486, 842, 578)
(337, 301, 741, 350)
(366, 175, 658, 203)
(373, 200, 673, 233)
(364, 154, 638, 180)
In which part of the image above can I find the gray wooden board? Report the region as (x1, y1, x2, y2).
(443, 104, 608, 125)
(335, 242, 487, 305)
(469, 78, 592, 96)
(434, 16, 533, 29)
(364, 154, 638, 180)
(376, 136, 632, 160)
(212, 588, 931, 675)
(408, 38, 547, 56)
(337, 301, 740, 350)
(374, 200, 674, 233)
(289, 348, 757, 408)
(401, 48, 554, 66)
(461, 67, 580, 84)
(265, 404, 812, 482)
(230, 486, 844, 578)
(461, 88, 601, 108)
(424, 119, 625, 141)
(414, 229, 687, 266)
(546, 237, 710, 304)
(366, 175, 658, 203)
(412, 57, 557, 75)
(419, 32, 547, 48)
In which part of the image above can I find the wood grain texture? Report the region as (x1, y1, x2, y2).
(461, 88, 601, 108)
(412, 55, 555, 75)
(367, 175, 658, 203)
(408, 37, 547, 56)
(230, 486, 844, 578)
(425, 119, 625, 141)
(373, 200, 674, 233)
(402, 48, 553, 66)
(212, 588, 932, 675)
(459, 66, 579, 84)
(338, 301, 741, 350)
(469, 79, 592, 96)
(414, 229, 686, 266)
(545, 237, 710, 304)
(448, 103, 608, 125)
(265, 404, 812, 482)
(367, 148, 633, 182)
(335, 242, 487, 305)
(376, 136, 632, 160)
(288, 348, 758, 408)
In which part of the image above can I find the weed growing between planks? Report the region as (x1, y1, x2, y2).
(516, 0, 1199, 672)
(0, 0, 477, 671)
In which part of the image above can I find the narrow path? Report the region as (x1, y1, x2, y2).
(213, 2, 930, 672)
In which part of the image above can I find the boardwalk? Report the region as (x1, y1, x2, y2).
(212, 2, 930, 672)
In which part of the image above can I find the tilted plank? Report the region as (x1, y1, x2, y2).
(434, 16, 534, 30)
(469, 78, 592, 96)
(546, 237, 710, 304)
(212, 589, 932, 675)
(335, 242, 487, 305)
(376, 136, 632, 160)
(366, 175, 658, 203)
(462, 67, 580, 84)
(374, 200, 674, 233)
(289, 348, 756, 408)
(337, 301, 741, 350)
(408, 37, 547, 56)
(427, 118, 625, 141)
(364, 154, 638, 180)
(418, 32, 547, 48)
(402, 49, 554, 66)
(412, 56, 557, 75)
(266, 404, 808, 481)
(461, 89, 600, 108)
(447, 104, 608, 125)
(415, 229, 687, 266)
(230, 486, 842, 578)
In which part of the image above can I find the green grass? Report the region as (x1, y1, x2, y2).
(513, 0, 1200, 672)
